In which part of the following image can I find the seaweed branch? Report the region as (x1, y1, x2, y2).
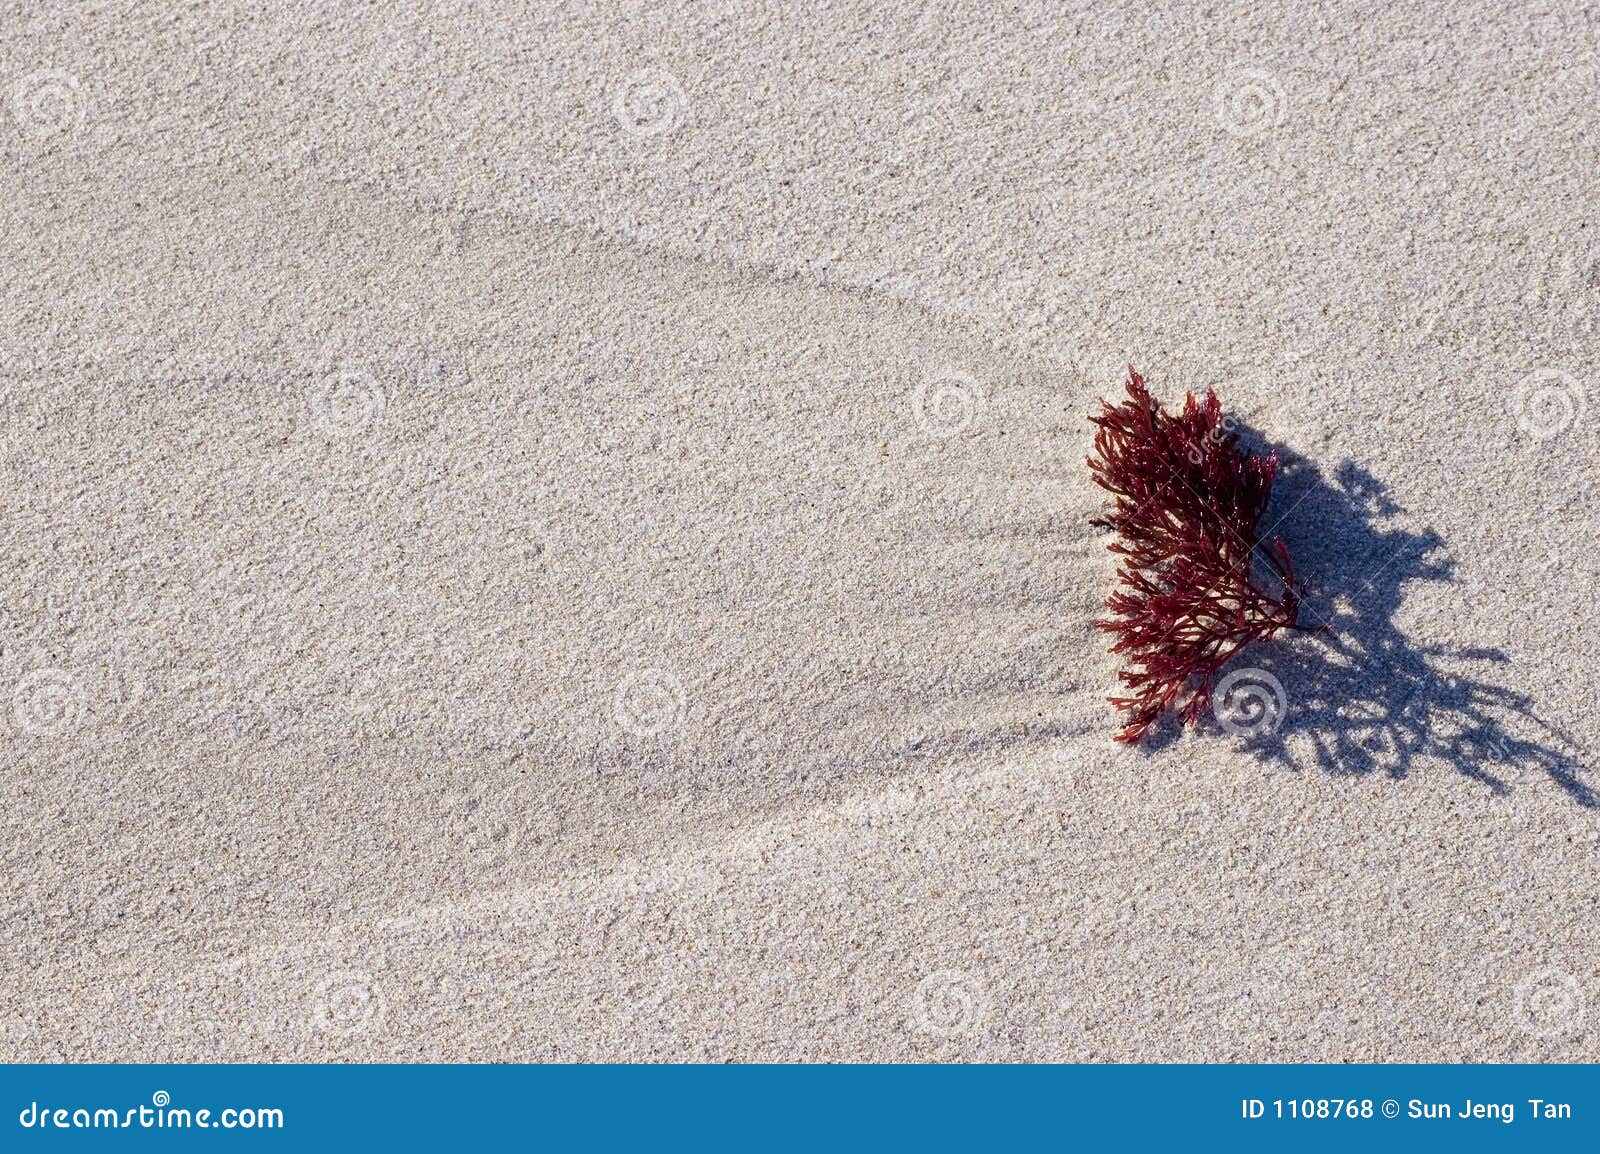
(1088, 367, 1318, 741)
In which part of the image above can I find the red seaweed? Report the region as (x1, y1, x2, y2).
(1088, 367, 1314, 742)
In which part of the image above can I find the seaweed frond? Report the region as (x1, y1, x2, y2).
(1088, 366, 1314, 742)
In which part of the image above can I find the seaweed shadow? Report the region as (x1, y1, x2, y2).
(1213, 443, 1594, 806)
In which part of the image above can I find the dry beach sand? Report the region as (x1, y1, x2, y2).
(2, 2, 1598, 1060)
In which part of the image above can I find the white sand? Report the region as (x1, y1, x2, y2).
(2, 3, 1597, 1060)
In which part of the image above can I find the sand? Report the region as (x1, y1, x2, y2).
(2, 2, 1597, 1061)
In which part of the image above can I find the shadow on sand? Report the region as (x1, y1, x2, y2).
(1147, 441, 1594, 807)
